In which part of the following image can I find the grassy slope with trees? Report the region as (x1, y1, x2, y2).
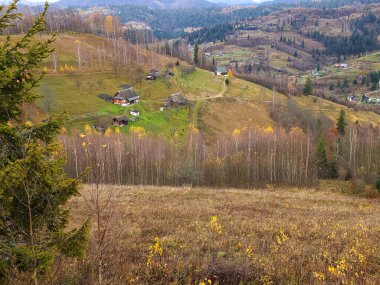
(19, 34, 380, 140)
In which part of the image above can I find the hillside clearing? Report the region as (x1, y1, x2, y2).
(68, 185, 380, 284)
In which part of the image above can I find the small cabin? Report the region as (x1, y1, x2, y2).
(146, 69, 160, 80)
(361, 94, 369, 103)
(215, 67, 228, 76)
(130, 109, 140, 117)
(113, 116, 129, 127)
(113, 87, 140, 107)
(166, 92, 188, 108)
(98, 94, 113, 103)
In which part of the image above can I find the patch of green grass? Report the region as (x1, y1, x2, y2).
(178, 68, 223, 94)
(129, 107, 190, 138)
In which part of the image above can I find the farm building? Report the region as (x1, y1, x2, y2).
(130, 109, 140, 117)
(361, 94, 370, 103)
(98, 94, 113, 103)
(113, 87, 140, 107)
(146, 69, 160, 80)
(112, 116, 129, 127)
(166, 92, 188, 108)
(215, 66, 228, 76)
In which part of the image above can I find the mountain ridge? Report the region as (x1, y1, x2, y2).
(56, 0, 219, 9)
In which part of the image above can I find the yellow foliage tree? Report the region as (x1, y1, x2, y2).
(227, 69, 233, 78)
(264, 126, 274, 133)
(232, 128, 241, 136)
(130, 126, 146, 137)
(104, 128, 112, 137)
(84, 124, 92, 135)
(104, 16, 113, 34)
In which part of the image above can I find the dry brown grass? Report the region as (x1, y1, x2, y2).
(66, 185, 380, 285)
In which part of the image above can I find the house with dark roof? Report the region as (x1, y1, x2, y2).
(98, 94, 114, 103)
(146, 69, 160, 80)
(215, 66, 227, 76)
(112, 116, 129, 127)
(166, 92, 188, 108)
(113, 87, 140, 106)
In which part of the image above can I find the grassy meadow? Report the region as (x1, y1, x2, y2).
(66, 184, 380, 284)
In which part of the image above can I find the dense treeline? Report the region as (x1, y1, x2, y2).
(115, 5, 279, 39)
(61, 119, 380, 189)
(62, 126, 317, 188)
(307, 13, 380, 57)
(186, 24, 234, 44)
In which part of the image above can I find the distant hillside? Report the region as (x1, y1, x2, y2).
(56, 0, 218, 9)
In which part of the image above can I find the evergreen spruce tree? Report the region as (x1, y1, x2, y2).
(0, 1, 89, 283)
(316, 136, 329, 178)
(376, 174, 380, 192)
(303, 77, 313, 95)
(336, 110, 346, 135)
(193, 43, 199, 65)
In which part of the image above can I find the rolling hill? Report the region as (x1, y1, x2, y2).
(18, 33, 379, 142)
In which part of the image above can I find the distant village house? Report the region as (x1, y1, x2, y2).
(215, 66, 228, 76)
(113, 87, 140, 107)
(113, 116, 129, 127)
(98, 94, 113, 103)
(166, 92, 188, 108)
(146, 69, 160, 80)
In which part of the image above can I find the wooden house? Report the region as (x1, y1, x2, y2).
(113, 87, 140, 107)
(146, 69, 160, 80)
(166, 92, 188, 108)
(98, 94, 114, 103)
(112, 116, 129, 127)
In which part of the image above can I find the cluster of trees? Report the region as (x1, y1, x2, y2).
(306, 13, 380, 57)
(279, 35, 297, 47)
(115, 4, 279, 39)
(2, 6, 124, 37)
(186, 24, 234, 45)
(62, 125, 317, 188)
(62, 109, 380, 189)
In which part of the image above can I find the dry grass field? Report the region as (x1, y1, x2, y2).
(66, 184, 380, 284)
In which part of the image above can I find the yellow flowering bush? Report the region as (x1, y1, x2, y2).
(209, 216, 222, 235)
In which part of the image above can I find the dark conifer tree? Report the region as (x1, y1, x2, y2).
(0, 1, 89, 283)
